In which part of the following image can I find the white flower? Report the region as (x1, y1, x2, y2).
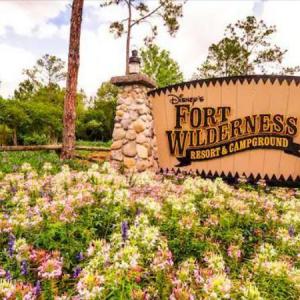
(21, 163, 32, 173)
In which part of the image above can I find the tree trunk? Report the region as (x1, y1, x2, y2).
(61, 0, 84, 159)
(125, 0, 132, 75)
(13, 128, 17, 146)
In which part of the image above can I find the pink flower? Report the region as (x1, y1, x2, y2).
(227, 245, 241, 260)
(38, 257, 63, 279)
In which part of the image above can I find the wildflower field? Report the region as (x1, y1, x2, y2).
(1, 162, 300, 299)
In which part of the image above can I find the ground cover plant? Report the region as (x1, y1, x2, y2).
(0, 162, 300, 299)
(0, 151, 86, 174)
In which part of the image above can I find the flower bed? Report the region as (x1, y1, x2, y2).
(0, 162, 300, 299)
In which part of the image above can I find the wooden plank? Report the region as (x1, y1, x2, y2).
(219, 81, 236, 176)
(233, 80, 255, 177)
(263, 80, 289, 179)
(247, 80, 270, 178)
(0, 145, 110, 152)
(0, 145, 62, 151)
(280, 82, 300, 180)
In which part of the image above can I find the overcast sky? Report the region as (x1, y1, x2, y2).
(0, 0, 300, 98)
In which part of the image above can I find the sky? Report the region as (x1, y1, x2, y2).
(0, 0, 300, 98)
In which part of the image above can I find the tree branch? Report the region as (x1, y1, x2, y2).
(131, 4, 163, 28)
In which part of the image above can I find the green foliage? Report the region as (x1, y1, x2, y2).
(197, 16, 300, 78)
(141, 44, 183, 87)
(1, 54, 97, 145)
(2, 54, 116, 147)
(254, 273, 300, 299)
(23, 133, 48, 145)
(0, 151, 84, 174)
(76, 82, 117, 142)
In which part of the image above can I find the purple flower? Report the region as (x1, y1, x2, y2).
(8, 234, 15, 257)
(10, 186, 17, 194)
(76, 252, 84, 261)
(34, 280, 41, 296)
(121, 221, 128, 242)
(73, 266, 81, 278)
(289, 226, 295, 237)
(21, 260, 28, 276)
(5, 270, 11, 281)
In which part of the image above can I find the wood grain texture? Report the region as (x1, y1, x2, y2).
(150, 76, 300, 183)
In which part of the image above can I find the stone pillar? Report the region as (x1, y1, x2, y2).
(110, 74, 158, 172)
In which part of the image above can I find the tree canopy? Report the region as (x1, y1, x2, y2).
(197, 16, 300, 78)
(140, 44, 183, 87)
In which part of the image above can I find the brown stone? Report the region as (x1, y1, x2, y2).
(138, 105, 148, 115)
(113, 128, 126, 140)
(111, 140, 122, 150)
(121, 118, 131, 130)
(124, 157, 136, 169)
(136, 134, 147, 144)
(133, 119, 145, 133)
(111, 150, 123, 161)
(136, 98, 145, 104)
(116, 110, 124, 117)
(129, 110, 139, 120)
(126, 130, 136, 140)
(136, 160, 149, 172)
(137, 144, 148, 159)
(123, 142, 137, 157)
(119, 104, 128, 112)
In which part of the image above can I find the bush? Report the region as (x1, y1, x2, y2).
(23, 133, 48, 145)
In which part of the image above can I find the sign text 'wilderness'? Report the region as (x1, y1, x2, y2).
(150, 76, 300, 184)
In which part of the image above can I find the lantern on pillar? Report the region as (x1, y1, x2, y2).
(128, 50, 141, 74)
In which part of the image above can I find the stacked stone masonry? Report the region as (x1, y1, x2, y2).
(110, 78, 158, 172)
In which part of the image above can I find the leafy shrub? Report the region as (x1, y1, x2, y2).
(23, 133, 48, 145)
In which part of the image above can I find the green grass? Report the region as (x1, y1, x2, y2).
(0, 151, 88, 174)
(0, 140, 111, 174)
(76, 140, 112, 148)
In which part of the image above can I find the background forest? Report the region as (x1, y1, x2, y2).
(0, 16, 298, 147)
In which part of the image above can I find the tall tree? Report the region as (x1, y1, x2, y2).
(61, 0, 84, 159)
(102, 0, 184, 74)
(14, 55, 66, 100)
(197, 16, 300, 78)
(24, 54, 66, 88)
(140, 44, 183, 87)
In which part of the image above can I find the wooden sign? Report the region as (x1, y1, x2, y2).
(149, 76, 300, 185)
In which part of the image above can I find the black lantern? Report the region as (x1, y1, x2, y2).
(128, 50, 141, 74)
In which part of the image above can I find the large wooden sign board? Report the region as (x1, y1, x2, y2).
(149, 76, 300, 185)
